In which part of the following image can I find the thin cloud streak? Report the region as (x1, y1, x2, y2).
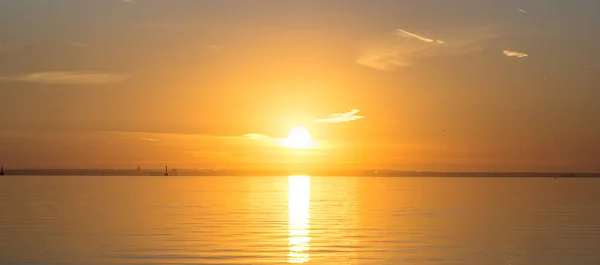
(355, 50, 412, 71)
(243, 134, 271, 140)
(517, 8, 528, 14)
(503, 50, 528, 58)
(396, 29, 445, 44)
(316, 109, 364, 123)
(140, 138, 160, 142)
(0, 71, 128, 85)
(357, 26, 498, 71)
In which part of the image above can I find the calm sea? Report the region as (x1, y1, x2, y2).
(1, 176, 600, 264)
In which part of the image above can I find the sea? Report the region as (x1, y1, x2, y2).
(1, 175, 600, 265)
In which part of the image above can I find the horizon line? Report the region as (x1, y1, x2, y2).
(0, 168, 598, 175)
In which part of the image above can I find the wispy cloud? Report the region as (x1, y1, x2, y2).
(316, 109, 364, 123)
(243, 133, 271, 140)
(122, 0, 135, 3)
(0, 71, 128, 85)
(503, 50, 528, 58)
(355, 49, 413, 71)
(140, 138, 160, 142)
(357, 26, 498, 71)
(517, 8, 528, 14)
(0, 130, 338, 168)
(396, 29, 445, 44)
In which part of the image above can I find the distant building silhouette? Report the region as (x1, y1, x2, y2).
(0, 167, 4, 176)
(164, 166, 169, 176)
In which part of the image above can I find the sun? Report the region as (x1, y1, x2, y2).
(283, 126, 316, 149)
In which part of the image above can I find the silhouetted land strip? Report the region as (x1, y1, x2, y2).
(2, 169, 599, 178)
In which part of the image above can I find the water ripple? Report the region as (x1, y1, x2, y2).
(2, 176, 600, 264)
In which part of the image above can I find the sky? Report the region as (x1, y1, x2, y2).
(1, 0, 599, 172)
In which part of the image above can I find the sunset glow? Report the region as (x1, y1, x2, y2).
(3, 2, 600, 265)
(288, 176, 311, 263)
(1, 1, 598, 173)
(282, 127, 316, 149)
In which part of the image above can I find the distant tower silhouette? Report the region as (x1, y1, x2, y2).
(0, 167, 4, 176)
(164, 166, 169, 176)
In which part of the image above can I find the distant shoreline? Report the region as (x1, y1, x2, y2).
(1, 169, 599, 178)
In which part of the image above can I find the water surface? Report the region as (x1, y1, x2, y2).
(1, 176, 600, 264)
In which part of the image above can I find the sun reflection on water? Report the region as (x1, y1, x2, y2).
(288, 176, 311, 263)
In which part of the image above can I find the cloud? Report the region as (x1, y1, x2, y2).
(357, 26, 498, 71)
(355, 49, 413, 71)
(243, 133, 271, 140)
(122, 0, 135, 3)
(396, 29, 445, 44)
(517, 8, 528, 14)
(0, 71, 128, 85)
(503, 50, 528, 58)
(140, 138, 160, 142)
(316, 109, 364, 123)
(1, 130, 338, 169)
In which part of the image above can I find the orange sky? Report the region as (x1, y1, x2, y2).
(1, 1, 600, 172)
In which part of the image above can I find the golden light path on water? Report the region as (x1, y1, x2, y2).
(288, 176, 311, 263)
